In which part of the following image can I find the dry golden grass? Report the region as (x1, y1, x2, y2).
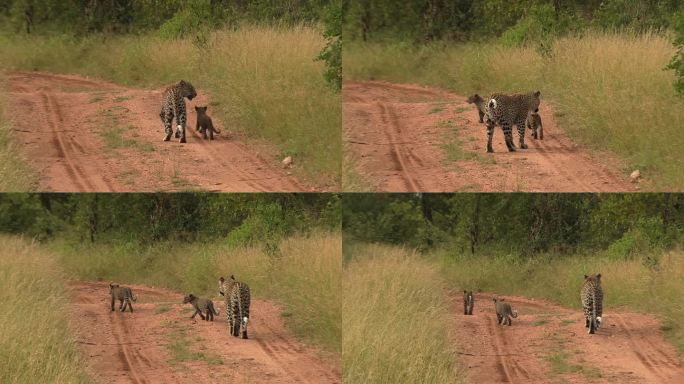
(343, 243, 461, 383)
(0, 236, 89, 383)
(345, 32, 684, 189)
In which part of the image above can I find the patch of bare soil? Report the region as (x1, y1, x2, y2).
(8, 71, 316, 192)
(449, 292, 683, 383)
(68, 281, 340, 384)
(343, 81, 636, 192)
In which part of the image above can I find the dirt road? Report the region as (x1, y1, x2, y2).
(8, 72, 312, 192)
(450, 292, 683, 383)
(343, 81, 635, 192)
(68, 281, 340, 384)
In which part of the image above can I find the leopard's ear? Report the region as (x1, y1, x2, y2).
(534, 90, 541, 98)
(584, 274, 589, 279)
(596, 273, 602, 279)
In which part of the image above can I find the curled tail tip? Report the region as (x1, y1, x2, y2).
(488, 99, 497, 109)
(512, 310, 518, 318)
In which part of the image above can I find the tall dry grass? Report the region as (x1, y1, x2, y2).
(0, 76, 36, 191)
(343, 243, 461, 383)
(0, 25, 340, 187)
(438, 249, 684, 355)
(0, 236, 89, 383)
(56, 231, 341, 354)
(344, 32, 684, 190)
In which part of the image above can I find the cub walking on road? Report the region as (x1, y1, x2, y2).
(466, 94, 486, 123)
(183, 293, 218, 321)
(194, 106, 221, 140)
(526, 112, 543, 140)
(493, 298, 518, 326)
(109, 283, 137, 312)
(463, 290, 474, 315)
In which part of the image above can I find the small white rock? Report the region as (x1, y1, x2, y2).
(629, 169, 641, 183)
(282, 156, 293, 168)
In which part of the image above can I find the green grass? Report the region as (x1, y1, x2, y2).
(0, 236, 90, 383)
(545, 333, 602, 379)
(0, 24, 341, 187)
(343, 243, 460, 384)
(165, 320, 223, 365)
(439, 119, 479, 163)
(0, 75, 36, 191)
(155, 304, 171, 314)
(438, 248, 684, 355)
(345, 32, 684, 190)
(98, 108, 155, 153)
(55, 231, 341, 355)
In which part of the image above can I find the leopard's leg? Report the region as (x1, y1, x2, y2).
(162, 110, 173, 141)
(503, 122, 516, 151)
(517, 121, 528, 149)
(478, 110, 484, 123)
(486, 119, 495, 153)
(177, 101, 187, 143)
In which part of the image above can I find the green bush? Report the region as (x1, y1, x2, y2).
(668, 10, 684, 96)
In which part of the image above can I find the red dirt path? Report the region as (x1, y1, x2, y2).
(343, 81, 636, 192)
(68, 281, 340, 384)
(8, 71, 315, 192)
(449, 291, 683, 383)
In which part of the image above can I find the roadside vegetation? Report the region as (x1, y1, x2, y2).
(0, 76, 36, 191)
(343, 242, 460, 383)
(0, 236, 90, 383)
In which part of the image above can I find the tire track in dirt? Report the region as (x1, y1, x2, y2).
(8, 71, 314, 192)
(450, 291, 683, 383)
(68, 281, 339, 384)
(343, 80, 636, 192)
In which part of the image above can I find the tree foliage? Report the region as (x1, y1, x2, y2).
(344, 0, 683, 43)
(0, 193, 340, 245)
(0, 0, 331, 35)
(343, 194, 684, 258)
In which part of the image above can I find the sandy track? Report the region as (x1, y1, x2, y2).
(8, 72, 312, 192)
(343, 81, 636, 192)
(450, 292, 683, 383)
(68, 281, 339, 384)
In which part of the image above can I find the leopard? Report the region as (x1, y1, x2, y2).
(581, 273, 603, 334)
(484, 91, 541, 152)
(526, 111, 543, 140)
(183, 293, 218, 321)
(466, 94, 486, 123)
(493, 298, 518, 326)
(218, 275, 251, 339)
(109, 283, 137, 312)
(194, 106, 220, 140)
(159, 80, 197, 143)
(463, 290, 474, 315)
